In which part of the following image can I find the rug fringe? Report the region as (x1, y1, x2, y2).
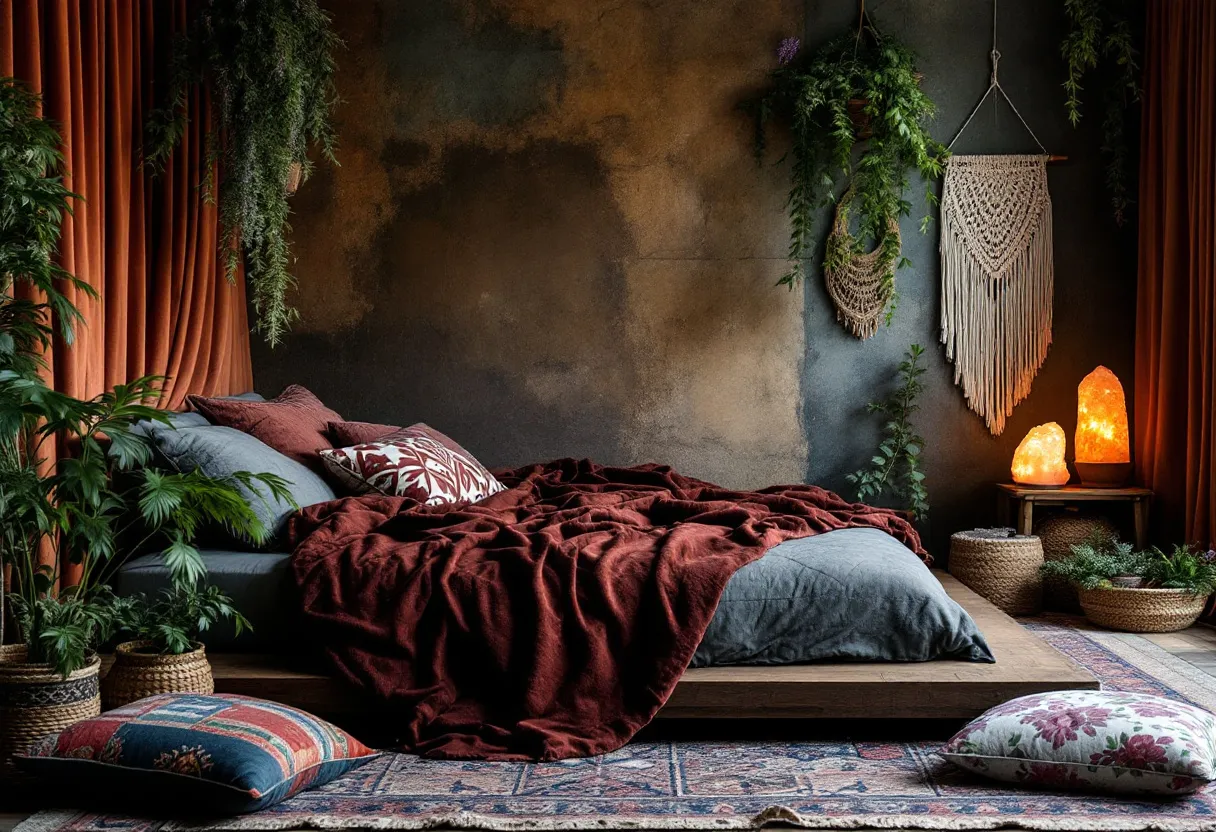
(103, 807, 1216, 832)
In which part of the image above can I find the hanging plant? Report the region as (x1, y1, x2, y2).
(1061, 0, 1141, 226)
(145, 0, 342, 347)
(753, 28, 947, 317)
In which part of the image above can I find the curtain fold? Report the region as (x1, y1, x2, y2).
(0, 0, 253, 410)
(2, 0, 254, 585)
(1134, 0, 1216, 550)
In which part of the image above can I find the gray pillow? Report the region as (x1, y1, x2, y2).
(692, 527, 994, 666)
(131, 392, 265, 435)
(145, 424, 335, 547)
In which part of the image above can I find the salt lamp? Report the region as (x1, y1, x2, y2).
(1011, 422, 1070, 486)
(1075, 365, 1131, 487)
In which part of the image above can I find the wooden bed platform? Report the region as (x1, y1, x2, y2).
(206, 571, 1098, 721)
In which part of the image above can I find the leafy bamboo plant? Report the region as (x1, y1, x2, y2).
(112, 584, 251, 656)
(846, 344, 929, 521)
(752, 28, 947, 313)
(0, 77, 294, 676)
(145, 0, 341, 347)
(1061, 0, 1141, 225)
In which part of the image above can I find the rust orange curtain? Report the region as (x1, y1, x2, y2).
(1, 0, 254, 585)
(1134, 0, 1216, 549)
(0, 0, 253, 410)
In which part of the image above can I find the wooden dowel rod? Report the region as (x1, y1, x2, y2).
(1048, 154, 1069, 162)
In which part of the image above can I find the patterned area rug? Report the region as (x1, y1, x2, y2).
(19, 618, 1216, 832)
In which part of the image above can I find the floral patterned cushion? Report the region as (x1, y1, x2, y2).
(941, 690, 1216, 795)
(17, 693, 380, 814)
(318, 423, 506, 506)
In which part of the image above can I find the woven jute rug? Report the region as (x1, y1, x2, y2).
(19, 618, 1216, 832)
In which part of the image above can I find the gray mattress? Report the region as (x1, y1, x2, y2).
(116, 527, 992, 663)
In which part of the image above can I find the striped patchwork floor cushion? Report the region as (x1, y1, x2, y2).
(18, 693, 380, 814)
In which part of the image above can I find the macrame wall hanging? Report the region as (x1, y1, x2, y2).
(825, 187, 901, 340)
(940, 0, 1062, 436)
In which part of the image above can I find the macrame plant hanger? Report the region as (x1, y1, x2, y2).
(939, 0, 1061, 437)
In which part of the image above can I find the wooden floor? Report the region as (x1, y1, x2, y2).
(206, 571, 1098, 722)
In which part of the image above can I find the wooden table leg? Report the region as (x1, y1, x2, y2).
(1019, 499, 1034, 536)
(1133, 498, 1149, 548)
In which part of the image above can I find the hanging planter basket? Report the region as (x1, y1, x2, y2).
(102, 640, 214, 711)
(0, 649, 101, 772)
(1078, 586, 1209, 633)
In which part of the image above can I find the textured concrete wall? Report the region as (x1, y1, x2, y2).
(253, 0, 1137, 555)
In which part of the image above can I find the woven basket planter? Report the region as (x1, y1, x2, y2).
(0, 648, 101, 772)
(102, 640, 214, 711)
(949, 529, 1044, 616)
(1078, 586, 1209, 633)
(1034, 513, 1119, 613)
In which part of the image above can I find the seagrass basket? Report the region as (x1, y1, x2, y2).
(102, 640, 214, 711)
(0, 648, 101, 772)
(1034, 513, 1119, 613)
(949, 528, 1044, 616)
(1077, 586, 1209, 633)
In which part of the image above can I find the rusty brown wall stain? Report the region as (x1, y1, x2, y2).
(266, 0, 808, 488)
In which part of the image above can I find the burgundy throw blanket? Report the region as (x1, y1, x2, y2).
(288, 459, 925, 761)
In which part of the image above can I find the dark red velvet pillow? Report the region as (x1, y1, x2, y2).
(326, 420, 400, 447)
(187, 385, 341, 472)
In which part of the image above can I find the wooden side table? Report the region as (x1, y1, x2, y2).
(996, 484, 1154, 548)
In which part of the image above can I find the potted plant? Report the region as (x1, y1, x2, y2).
(0, 77, 291, 769)
(1041, 539, 1216, 633)
(751, 26, 947, 318)
(103, 583, 250, 710)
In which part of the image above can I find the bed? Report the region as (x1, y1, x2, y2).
(116, 527, 992, 664)
(120, 395, 1096, 760)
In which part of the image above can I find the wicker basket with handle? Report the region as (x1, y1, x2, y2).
(949, 528, 1044, 616)
(0, 648, 101, 772)
(102, 640, 214, 711)
(1078, 586, 1209, 633)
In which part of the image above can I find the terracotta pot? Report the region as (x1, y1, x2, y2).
(0, 649, 101, 771)
(1078, 586, 1208, 633)
(102, 640, 214, 711)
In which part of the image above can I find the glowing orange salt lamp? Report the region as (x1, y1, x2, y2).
(1075, 365, 1131, 487)
(1011, 422, 1070, 486)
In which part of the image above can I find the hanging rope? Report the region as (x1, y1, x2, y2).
(947, 0, 1048, 154)
(939, 0, 1055, 436)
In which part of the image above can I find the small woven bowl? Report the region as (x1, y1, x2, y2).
(102, 640, 214, 711)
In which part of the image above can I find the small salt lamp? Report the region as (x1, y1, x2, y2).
(1011, 422, 1070, 486)
(1075, 365, 1131, 487)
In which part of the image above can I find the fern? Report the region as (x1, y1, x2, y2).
(1039, 533, 1148, 589)
(145, 0, 341, 346)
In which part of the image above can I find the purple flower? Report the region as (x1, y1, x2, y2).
(777, 36, 801, 66)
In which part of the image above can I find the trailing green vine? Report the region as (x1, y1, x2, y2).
(847, 344, 929, 521)
(1061, 0, 1141, 226)
(753, 29, 947, 306)
(146, 0, 341, 347)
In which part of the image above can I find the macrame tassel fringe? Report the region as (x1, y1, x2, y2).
(940, 158, 1053, 436)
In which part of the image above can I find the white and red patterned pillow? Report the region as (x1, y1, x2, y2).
(941, 690, 1216, 795)
(319, 423, 505, 506)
